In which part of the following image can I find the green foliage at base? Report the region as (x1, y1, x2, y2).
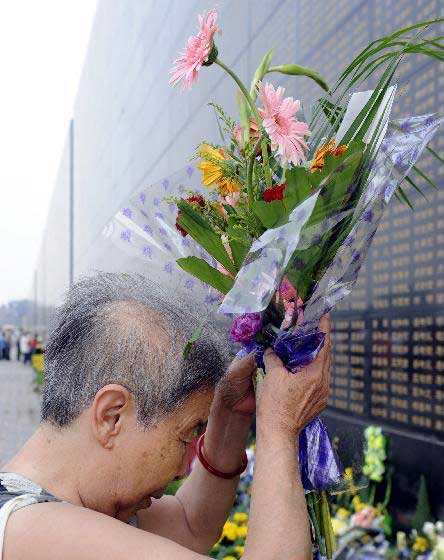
(412, 475, 434, 533)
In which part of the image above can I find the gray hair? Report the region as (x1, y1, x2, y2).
(41, 272, 229, 428)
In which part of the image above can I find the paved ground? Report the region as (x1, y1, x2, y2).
(0, 360, 41, 465)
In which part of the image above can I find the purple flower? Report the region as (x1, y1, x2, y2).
(139, 192, 146, 204)
(162, 179, 170, 190)
(143, 224, 153, 234)
(122, 208, 132, 218)
(231, 313, 262, 343)
(186, 165, 194, 177)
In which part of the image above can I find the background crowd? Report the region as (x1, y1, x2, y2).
(0, 329, 43, 364)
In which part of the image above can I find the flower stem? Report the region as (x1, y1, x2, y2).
(261, 139, 273, 189)
(246, 136, 263, 206)
(280, 164, 287, 185)
(215, 58, 273, 196)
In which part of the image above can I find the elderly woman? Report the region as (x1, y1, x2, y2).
(0, 273, 330, 560)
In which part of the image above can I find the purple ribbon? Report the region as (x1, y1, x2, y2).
(239, 328, 343, 491)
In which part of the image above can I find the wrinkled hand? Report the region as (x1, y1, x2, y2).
(257, 315, 331, 436)
(216, 353, 257, 415)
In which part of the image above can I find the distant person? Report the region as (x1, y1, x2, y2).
(20, 333, 31, 365)
(4, 333, 11, 361)
(16, 331, 21, 361)
(29, 334, 37, 356)
(0, 332, 5, 360)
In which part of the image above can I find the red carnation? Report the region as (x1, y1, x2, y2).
(263, 183, 286, 202)
(175, 195, 205, 237)
(186, 195, 204, 206)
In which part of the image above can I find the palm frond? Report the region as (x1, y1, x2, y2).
(309, 18, 444, 157)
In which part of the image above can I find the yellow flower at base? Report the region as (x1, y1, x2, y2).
(234, 545, 245, 555)
(352, 495, 367, 513)
(332, 518, 348, 537)
(413, 536, 429, 554)
(197, 144, 239, 195)
(344, 467, 354, 480)
(236, 525, 248, 539)
(337, 507, 351, 519)
(233, 512, 249, 523)
(222, 521, 238, 542)
(223, 556, 237, 560)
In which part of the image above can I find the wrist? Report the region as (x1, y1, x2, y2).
(256, 414, 301, 442)
(203, 397, 252, 472)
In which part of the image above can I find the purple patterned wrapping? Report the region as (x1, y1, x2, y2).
(238, 329, 324, 370)
(299, 417, 343, 491)
(238, 328, 342, 491)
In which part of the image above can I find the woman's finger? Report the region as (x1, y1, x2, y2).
(227, 352, 256, 377)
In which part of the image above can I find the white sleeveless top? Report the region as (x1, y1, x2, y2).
(0, 472, 138, 559)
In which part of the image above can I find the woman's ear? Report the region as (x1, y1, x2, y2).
(91, 384, 132, 449)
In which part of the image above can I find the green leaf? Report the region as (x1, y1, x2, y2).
(222, 204, 237, 216)
(287, 245, 323, 302)
(318, 98, 346, 132)
(177, 201, 237, 275)
(251, 199, 286, 228)
(396, 185, 414, 210)
(250, 48, 274, 99)
(228, 239, 250, 269)
(412, 164, 439, 190)
(225, 216, 253, 268)
(283, 167, 312, 211)
(309, 19, 444, 151)
(183, 319, 207, 358)
(177, 256, 234, 294)
(237, 89, 251, 145)
(427, 145, 444, 164)
(320, 149, 363, 209)
(177, 199, 213, 230)
(403, 175, 428, 201)
(266, 64, 329, 92)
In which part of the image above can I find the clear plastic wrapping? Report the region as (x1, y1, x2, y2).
(103, 113, 440, 494)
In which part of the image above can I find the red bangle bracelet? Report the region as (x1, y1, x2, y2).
(197, 433, 248, 479)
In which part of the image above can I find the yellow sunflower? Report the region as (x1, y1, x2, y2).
(197, 144, 239, 195)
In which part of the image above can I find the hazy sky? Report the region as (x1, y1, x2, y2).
(0, 1, 97, 304)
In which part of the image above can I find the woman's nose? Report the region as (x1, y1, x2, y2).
(175, 456, 189, 480)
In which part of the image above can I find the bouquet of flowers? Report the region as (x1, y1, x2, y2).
(105, 11, 443, 559)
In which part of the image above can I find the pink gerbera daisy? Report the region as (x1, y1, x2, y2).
(169, 10, 220, 91)
(257, 81, 311, 166)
